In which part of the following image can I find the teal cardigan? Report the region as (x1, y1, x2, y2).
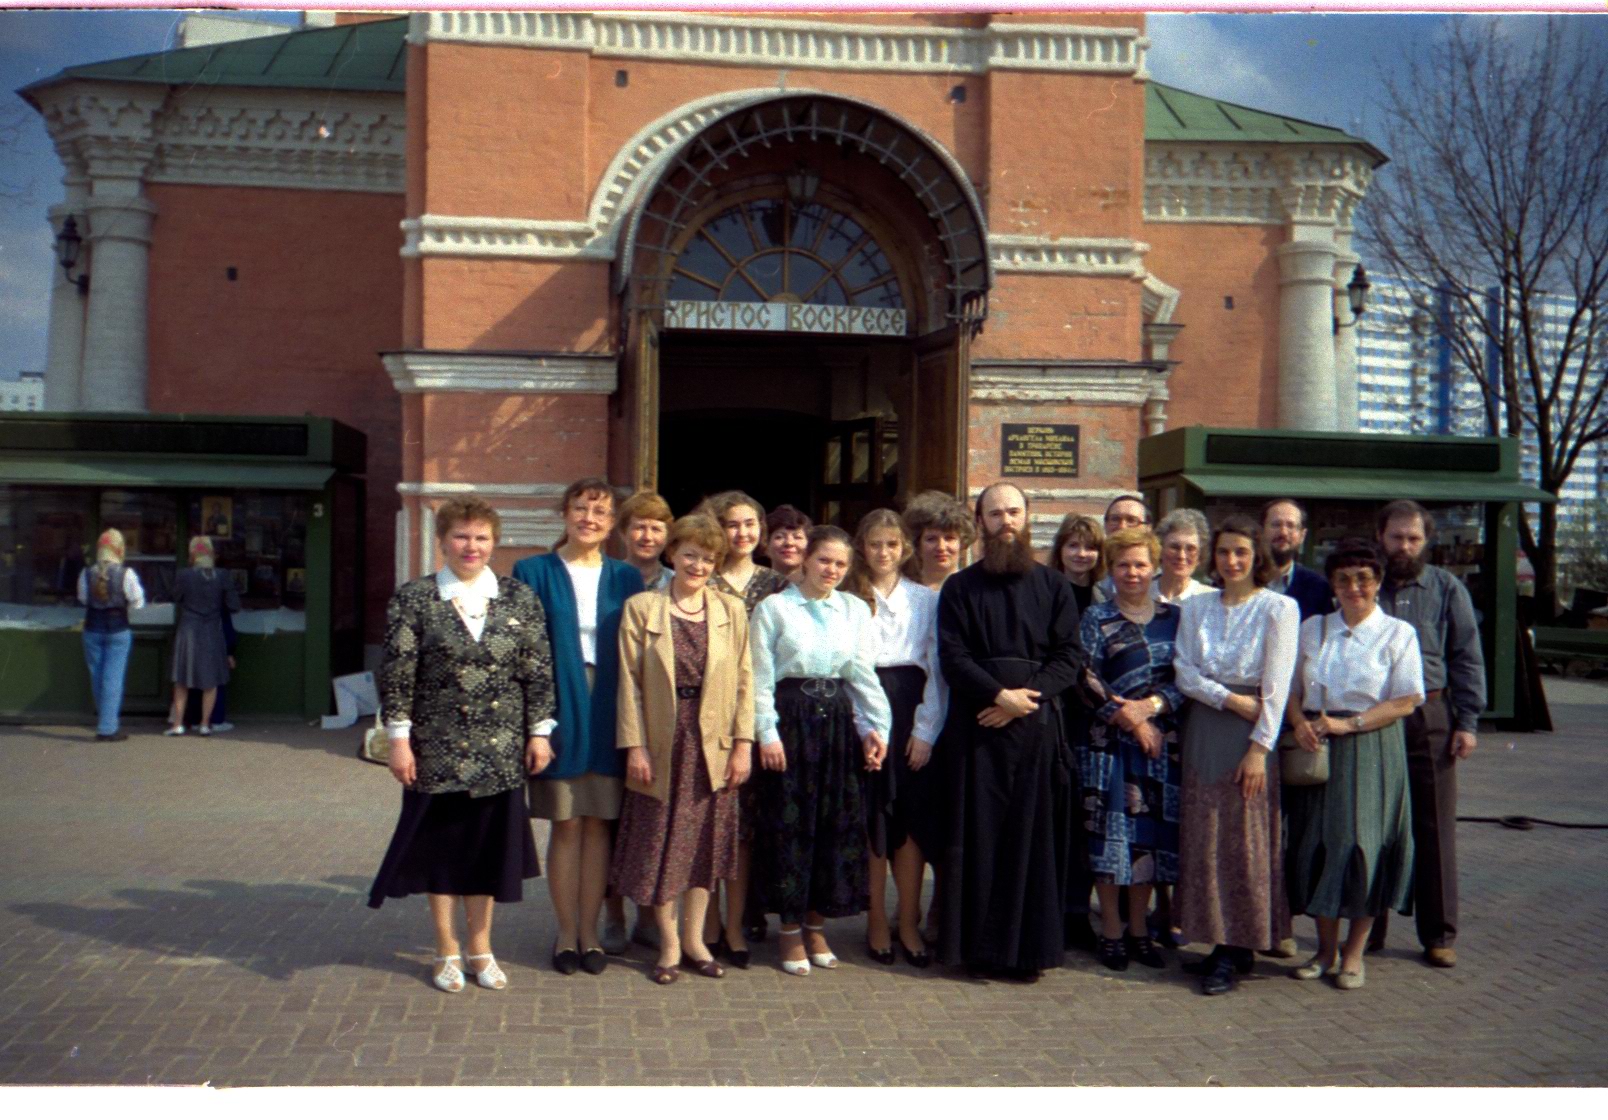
(512, 552, 645, 782)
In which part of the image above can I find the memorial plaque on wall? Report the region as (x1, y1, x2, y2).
(1001, 423, 1079, 477)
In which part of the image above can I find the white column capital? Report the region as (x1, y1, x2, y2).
(84, 194, 157, 247)
(1276, 238, 1340, 285)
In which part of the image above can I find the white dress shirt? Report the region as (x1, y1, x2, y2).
(870, 578, 948, 745)
(1175, 588, 1300, 749)
(1296, 607, 1424, 714)
(750, 584, 893, 745)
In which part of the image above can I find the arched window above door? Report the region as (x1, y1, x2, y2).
(668, 196, 904, 311)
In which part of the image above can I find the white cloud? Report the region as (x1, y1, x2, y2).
(1146, 14, 1285, 112)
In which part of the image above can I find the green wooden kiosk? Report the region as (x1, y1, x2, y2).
(1138, 426, 1553, 720)
(0, 413, 366, 721)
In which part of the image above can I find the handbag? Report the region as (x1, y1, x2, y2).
(358, 713, 391, 766)
(1278, 615, 1329, 786)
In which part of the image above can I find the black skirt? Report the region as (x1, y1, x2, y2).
(864, 665, 937, 859)
(368, 785, 540, 908)
(751, 678, 870, 923)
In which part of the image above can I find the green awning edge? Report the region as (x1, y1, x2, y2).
(0, 458, 335, 491)
(1174, 470, 1554, 505)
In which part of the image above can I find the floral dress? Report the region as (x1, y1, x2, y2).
(1078, 601, 1185, 886)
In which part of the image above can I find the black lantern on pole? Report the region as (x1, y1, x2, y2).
(1347, 263, 1371, 320)
(54, 216, 89, 295)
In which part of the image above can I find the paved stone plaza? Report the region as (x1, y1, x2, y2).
(1, 679, 1605, 1087)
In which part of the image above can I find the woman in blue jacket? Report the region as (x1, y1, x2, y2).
(513, 478, 645, 975)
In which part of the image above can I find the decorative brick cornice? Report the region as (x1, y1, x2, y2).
(383, 351, 617, 394)
(411, 12, 1147, 77)
(32, 81, 404, 195)
(1144, 142, 1377, 227)
(990, 235, 1147, 277)
(972, 359, 1167, 406)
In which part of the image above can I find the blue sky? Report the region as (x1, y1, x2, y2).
(2, 10, 1606, 381)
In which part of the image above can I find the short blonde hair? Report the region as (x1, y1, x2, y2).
(1103, 526, 1160, 568)
(665, 513, 728, 567)
(436, 497, 502, 542)
(618, 490, 673, 528)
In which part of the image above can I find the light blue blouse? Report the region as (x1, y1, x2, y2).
(750, 584, 893, 745)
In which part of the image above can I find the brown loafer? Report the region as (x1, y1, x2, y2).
(1425, 947, 1457, 968)
(651, 964, 679, 985)
(688, 956, 725, 979)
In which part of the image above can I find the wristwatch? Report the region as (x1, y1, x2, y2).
(1351, 714, 1365, 732)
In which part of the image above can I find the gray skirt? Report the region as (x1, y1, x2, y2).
(1284, 720, 1415, 920)
(1175, 693, 1291, 950)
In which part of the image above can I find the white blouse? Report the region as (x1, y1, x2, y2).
(76, 566, 148, 610)
(1152, 575, 1213, 605)
(750, 584, 893, 746)
(1175, 589, 1300, 749)
(436, 565, 499, 642)
(870, 578, 949, 744)
(563, 558, 603, 665)
(1295, 608, 1424, 714)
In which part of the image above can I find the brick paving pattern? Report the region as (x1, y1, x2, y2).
(2, 679, 1605, 1086)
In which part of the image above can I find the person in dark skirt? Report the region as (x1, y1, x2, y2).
(750, 525, 892, 976)
(165, 536, 241, 737)
(612, 514, 754, 984)
(845, 509, 946, 968)
(369, 497, 555, 993)
(1283, 539, 1423, 991)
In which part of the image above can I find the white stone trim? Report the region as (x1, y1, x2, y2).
(972, 361, 1159, 407)
(1141, 273, 1181, 324)
(394, 506, 410, 591)
(397, 482, 567, 499)
(411, 12, 1145, 77)
(496, 509, 568, 551)
(400, 215, 609, 260)
(1144, 143, 1377, 227)
(419, 503, 436, 578)
(990, 235, 1147, 277)
(383, 352, 617, 394)
(33, 81, 405, 196)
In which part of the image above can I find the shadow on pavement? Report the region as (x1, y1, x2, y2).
(10, 874, 423, 982)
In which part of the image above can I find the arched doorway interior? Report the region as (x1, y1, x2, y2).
(611, 94, 990, 522)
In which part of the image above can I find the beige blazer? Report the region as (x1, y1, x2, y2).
(617, 587, 755, 802)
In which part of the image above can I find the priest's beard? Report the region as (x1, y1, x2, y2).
(981, 527, 1035, 575)
(1385, 549, 1425, 583)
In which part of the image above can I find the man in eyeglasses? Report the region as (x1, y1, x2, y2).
(1371, 499, 1485, 969)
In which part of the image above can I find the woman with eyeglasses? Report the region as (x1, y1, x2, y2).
(1283, 539, 1423, 991)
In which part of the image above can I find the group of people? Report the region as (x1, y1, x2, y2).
(78, 529, 241, 741)
(369, 480, 1484, 999)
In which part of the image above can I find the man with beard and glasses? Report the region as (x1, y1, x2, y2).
(1261, 499, 1333, 620)
(1371, 499, 1485, 969)
(930, 483, 1087, 980)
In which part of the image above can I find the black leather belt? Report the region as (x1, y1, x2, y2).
(676, 685, 701, 699)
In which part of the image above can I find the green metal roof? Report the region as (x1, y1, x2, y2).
(1145, 82, 1385, 163)
(20, 16, 407, 102)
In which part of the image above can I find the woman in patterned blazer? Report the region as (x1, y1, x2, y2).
(369, 497, 556, 994)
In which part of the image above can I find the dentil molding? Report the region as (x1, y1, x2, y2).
(411, 12, 1147, 77)
(383, 351, 618, 394)
(989, 235, 1148, 277)
(1144, 143, 1377, 227)
(32, 82, 405, 195)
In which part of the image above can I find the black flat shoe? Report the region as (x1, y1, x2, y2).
(1182, 947, 1226, 976)
(1200, 955, 1236, 996)
(718, 937, 751, 970)
(901, 942, 932, 969)
(580, 948, 608, 975)
(745, 918, 768, 944)
(1097, 936, 1129, 972)
(552, 947, 581, 975)
(866, 940, 896, 966)
(1126, 934, 1165, 969)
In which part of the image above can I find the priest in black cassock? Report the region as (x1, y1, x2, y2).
(932, 482, 1087, 980)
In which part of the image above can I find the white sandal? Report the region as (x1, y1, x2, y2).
(465, 953, 507, 990)
(432, 954, 465, 993)
(778, 927, 810, 976)
(802, 921, 838, 969)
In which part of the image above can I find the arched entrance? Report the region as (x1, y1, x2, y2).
(611, 94, 990, 523)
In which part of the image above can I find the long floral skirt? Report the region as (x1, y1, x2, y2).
(751, 679, 870, 924)
(1176, 696, 1291, 950)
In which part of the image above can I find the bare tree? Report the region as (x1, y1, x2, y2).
(1361, 17, 1608, 620)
